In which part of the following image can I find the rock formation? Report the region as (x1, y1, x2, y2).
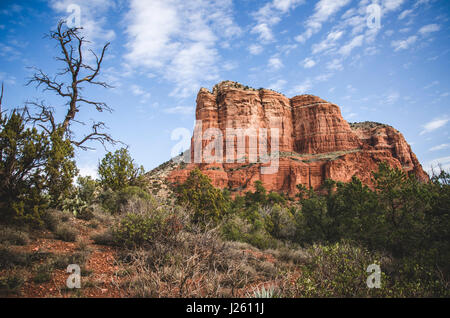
(167, 81, 428, 196)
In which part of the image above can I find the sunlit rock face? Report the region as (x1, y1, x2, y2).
(168, 81, 428, 196)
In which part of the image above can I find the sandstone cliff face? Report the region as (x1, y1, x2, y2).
(168, 81, 428, 196)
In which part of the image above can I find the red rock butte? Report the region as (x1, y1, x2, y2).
(167, 81, 428, 196)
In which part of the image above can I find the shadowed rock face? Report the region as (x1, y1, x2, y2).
(167, 81, 428, 196)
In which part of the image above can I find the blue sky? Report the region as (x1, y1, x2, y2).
(0, 0, 449, 177)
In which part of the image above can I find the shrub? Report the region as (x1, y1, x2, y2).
(98, 148, 145, 191)
(0, 248, 30, 269)
(0, 274, 24, 296)
(175, 168, 229, 225)
(259, 204, 295, 240)
(0, 226, 30, 245)
(296, 242, 387, 297)
(221, 214, 277, 250)
(51, 252, 88, 269)
(33, 263, 53, 283)
(91, 229, 116, 246)
(55, 224, 77, 242)
(76, 206, 94, 221)
(112, 209, 179, 248)
(99, 186, 154, 214)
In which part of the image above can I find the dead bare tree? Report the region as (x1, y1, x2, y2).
(0, 82, 3, 114)
(26, 20, 119, 150)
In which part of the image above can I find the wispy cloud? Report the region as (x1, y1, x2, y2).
(311, 30, 344, 54)
(430, 143, 450, 151)
(50, 0, 116, 47)
(163, 106, 194, 115)
(269, 79, 287, 92)
(424, 80, 439, 89)
(391, 35, 417, 51)
(302, 57, 316, 68)
(123, 0, 241, 98)
(131, 84, 151, 103)
(391, 23, 440, 52)
(419, 23, 440, 35)
(268, 56, 284, 70)
(338, 34, 364, 56)
(295, 0, 351, 43)
(248, 44, 263, 55)
(398, 9, 413, 20)
(327, 58, 344, 71)
(420, 117, 449, 135)
(251, 0, 305, 42)
(290, 79, 313, 95)
(386, 91, 400, 104)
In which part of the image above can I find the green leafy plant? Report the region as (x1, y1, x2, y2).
(175, 168, 229, 225)
(98, 148, 145, 191)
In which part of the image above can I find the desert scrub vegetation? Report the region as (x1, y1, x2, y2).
(0, 225, 30, 246)
(118, 227, 281, 297)
(169, 164, 450, 297)
(112, 209, 180, 248)
(0, 273, 24, 296)
(54, 224, 78, 242)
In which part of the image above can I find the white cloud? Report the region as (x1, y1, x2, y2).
(268, 56, 284, 70)
(311, 30, 344, 54)
(295, 0, 351, 43)
(430, 143, 450, 151)
(291, 79, 312, 95)
(391, 35, 417, 51)
(251, 0, 305, 42)
(251, 23, 274, 42)
(390, 22, 439, 53)
(327, 58, 343, 71)
(419, 23, 440, 35)
(424, 81, 439, 89)
(49, 0, 116, 48)
(315, 73, 333, 82)
(382, 0, 405, 12)
(386, 91, 400, 104)
(420, 117, 449, 135)
(398, 9, 413, 20)
(338, 34, 364, 56)
(123, 0, 241, 98)
(302, 57, 316, 68)
(0, 72, 16, 85)
(131, 84, 151, 103)
(248, 44, 263, 55)
(269, 79, 287, 92)
(78, 165, 98, 179)
(164, 106, 194, 115)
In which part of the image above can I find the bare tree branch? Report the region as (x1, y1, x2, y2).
(0, 82, 3, 114)
(26, 20, 118, 150)
(72, 121, 125, 151)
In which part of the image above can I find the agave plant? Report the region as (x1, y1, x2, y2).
(249, 285, 279, 298)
